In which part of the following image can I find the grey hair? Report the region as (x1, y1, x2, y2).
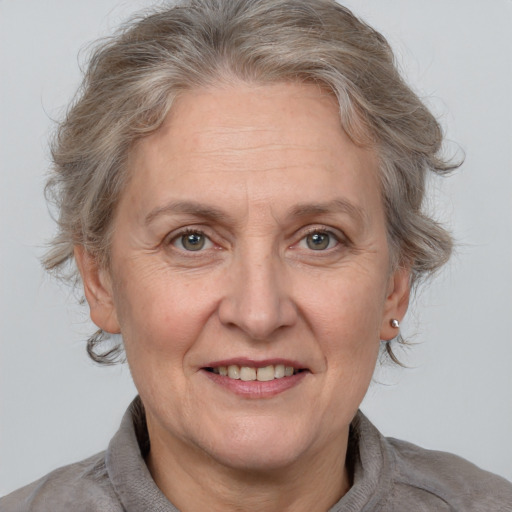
(43, 0, 458, 364)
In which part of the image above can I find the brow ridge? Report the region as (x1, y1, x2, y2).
(145, 198, 367, 226)
(288, 199, 367, 226)
(145, 200, 232, 225)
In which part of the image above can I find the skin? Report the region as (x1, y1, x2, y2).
(76, 81, 410, 512)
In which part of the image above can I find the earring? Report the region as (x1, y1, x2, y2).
(390, 319, 400, 328)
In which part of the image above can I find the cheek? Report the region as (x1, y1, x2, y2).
(298, 270, 386, 375)
(112, 262, 218, 360)
(306, 278, 385, 341)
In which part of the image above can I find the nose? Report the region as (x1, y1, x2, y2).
(217, 246, 298, 341)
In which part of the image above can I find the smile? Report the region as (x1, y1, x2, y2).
(205, 364, 304, 382)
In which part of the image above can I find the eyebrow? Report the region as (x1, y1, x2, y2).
(144, 198, 367, 227)
(287, 199, 368, 227)
(144, 200, 232, 225)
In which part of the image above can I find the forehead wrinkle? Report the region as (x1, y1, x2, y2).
(188, 126, 279, 143)
(192, 126, 278, 135)
(173, 164, 330, 176)
(188, 125, 326, 151)
(193, 145, 323, 159)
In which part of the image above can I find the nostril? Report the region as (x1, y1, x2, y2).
(217, 278, 298, 340)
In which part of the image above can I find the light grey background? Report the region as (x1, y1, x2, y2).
(1, 0, 511, 496)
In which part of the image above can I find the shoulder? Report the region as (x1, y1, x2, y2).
(386, 436, 512, 511)
(0, 451, 122, 512)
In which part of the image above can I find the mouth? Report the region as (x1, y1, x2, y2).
(203, 364, 308, 382)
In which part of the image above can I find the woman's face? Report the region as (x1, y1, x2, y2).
(80, 82, 409, 471)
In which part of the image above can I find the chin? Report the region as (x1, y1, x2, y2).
(208, 441, 306, 473)
(196, 416, 316, 472)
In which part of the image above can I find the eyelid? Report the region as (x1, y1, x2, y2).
(290, 225, 352, 255)
(301, 230, 337, 249)
(165, 224, 349, 252)
(300, 225, 347, 242)
(167, 227, 214, 251)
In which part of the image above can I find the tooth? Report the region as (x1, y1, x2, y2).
(285, 366, 294, 377)
(274, 364, 285, 379)
(240, 366, 257, 381)
(257, 365, 275, 382)
(219, 366, 228, 376)
(227, 365, 240, 379)
(212, 367, 220, 374)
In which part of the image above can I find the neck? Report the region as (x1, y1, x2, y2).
(146, 425, 352, 512)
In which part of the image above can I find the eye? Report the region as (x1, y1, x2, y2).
(172, 230, 213, 251)
(300, 230, 339, 251)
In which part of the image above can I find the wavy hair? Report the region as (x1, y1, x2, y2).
(43, 0, 458, 364)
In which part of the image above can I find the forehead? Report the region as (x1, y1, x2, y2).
(135, 83, 350, 164)
(124, 81, 382, 223)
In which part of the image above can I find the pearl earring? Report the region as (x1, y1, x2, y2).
(390, 319, 400, 328)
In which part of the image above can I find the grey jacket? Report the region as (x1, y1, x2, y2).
(2, 397, 511, 511)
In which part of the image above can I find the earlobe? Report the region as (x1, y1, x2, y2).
(74, 246, 120, 334)
(379, 265, 411, 341)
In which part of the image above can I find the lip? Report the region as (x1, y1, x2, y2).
(201, 368, 309, 399)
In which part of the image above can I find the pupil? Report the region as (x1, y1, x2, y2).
(307, 232, 329, 250)
(183, 233, 205, 251)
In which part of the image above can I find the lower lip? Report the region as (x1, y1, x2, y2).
(201, 369, 308, 398)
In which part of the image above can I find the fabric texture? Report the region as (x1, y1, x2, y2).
(2, 397, 511, 511)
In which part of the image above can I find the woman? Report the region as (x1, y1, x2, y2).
(2, 0, 511, 510)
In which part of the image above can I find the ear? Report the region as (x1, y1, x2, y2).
(379, 265, 411, 341)
(74, 246, 120, 334)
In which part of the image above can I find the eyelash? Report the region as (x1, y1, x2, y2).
(168, 228, 213, 251)
(296, 227, 346, 252)
(167, 226, 347, 254)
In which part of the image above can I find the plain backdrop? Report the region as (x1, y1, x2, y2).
(1, 0, 511, 496)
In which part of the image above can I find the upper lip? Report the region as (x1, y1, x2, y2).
(203, 358, 308, 370)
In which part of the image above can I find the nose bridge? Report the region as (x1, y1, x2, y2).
(218, 237, 296, 339)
